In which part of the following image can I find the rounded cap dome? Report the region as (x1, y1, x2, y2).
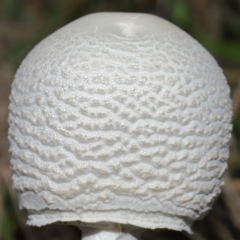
(8, 12, 232, 233)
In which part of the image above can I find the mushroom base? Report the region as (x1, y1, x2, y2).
(80, 226, 139, 240)
(26, 209, 192, 233)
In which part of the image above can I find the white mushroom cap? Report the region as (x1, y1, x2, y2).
(8, 12, 232, 233)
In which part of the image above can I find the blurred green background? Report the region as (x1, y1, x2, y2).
(0, 0, 240, 239)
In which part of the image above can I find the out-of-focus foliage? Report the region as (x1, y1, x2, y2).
(0, 0, 240, 239)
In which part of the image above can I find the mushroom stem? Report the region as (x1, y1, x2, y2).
(81, 226, 139, 240)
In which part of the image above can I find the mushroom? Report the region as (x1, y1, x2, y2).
(8, 12, 232, 240)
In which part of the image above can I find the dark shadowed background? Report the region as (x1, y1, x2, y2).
(0, 0, 240, 239)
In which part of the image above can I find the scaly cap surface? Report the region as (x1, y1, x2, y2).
(8, 13, 232, 232)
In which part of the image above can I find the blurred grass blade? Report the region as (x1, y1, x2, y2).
(2, 187, 15, 240)
(0, 187, 3, 238)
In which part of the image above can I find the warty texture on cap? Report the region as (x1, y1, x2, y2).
(8, 12, 232, 233)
